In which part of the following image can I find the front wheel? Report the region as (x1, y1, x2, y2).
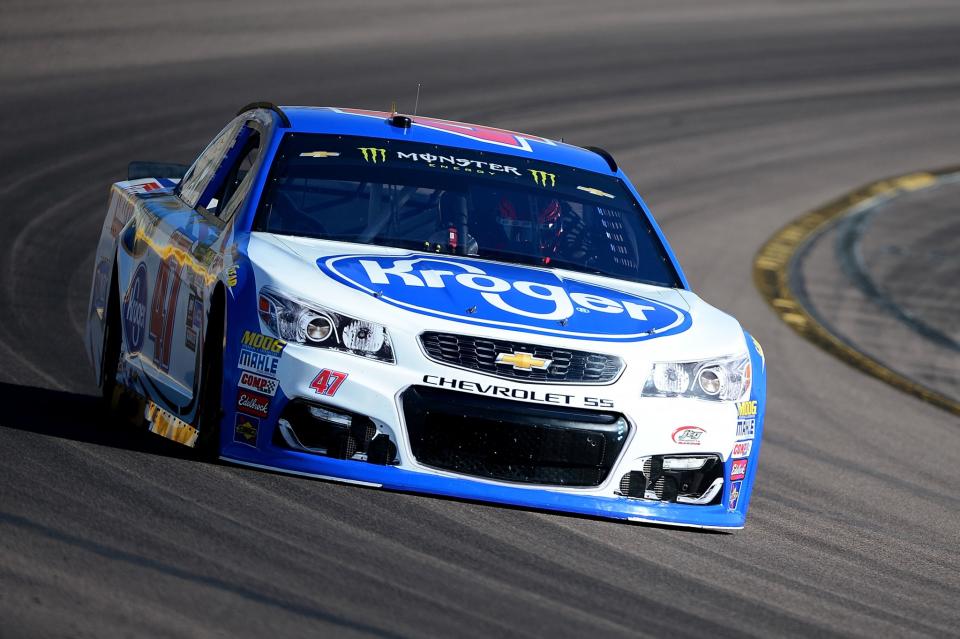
(193, 299, 225, 459)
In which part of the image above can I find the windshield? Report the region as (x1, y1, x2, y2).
(253, 133, 682, 287)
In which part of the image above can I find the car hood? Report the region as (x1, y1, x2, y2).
(247, 233, 746, 361)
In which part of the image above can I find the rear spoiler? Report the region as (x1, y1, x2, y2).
(128, 161, 190, 181)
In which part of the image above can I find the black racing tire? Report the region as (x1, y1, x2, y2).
(193, 292, 225, 460)
(100, 265, 123, 415)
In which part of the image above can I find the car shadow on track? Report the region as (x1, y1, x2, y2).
(0, 382, 194, 459)
(0, 382, 730, 533)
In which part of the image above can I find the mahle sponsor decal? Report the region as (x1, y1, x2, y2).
(239, 348, 279, 376)
(123, 263, 148, 353)
(238, 370, 279, 397)
(319, 254, 690, 341)
(736, 417, 756, 439)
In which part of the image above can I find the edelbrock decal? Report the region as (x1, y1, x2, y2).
(318, 255, 690, 341)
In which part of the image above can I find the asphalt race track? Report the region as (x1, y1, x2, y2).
(1, 1, 959, 636)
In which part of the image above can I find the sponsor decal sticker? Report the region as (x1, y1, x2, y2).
(394, 151, 521, 176)
(731, 440, 753, 459)
(358, 147, 387, 163)
(310, 369, 348, 396)
(238, 348, 279, 375)
(422, 375, 614, 408)
(319, 254, 691, 341)
(728, 480, 742, 509)
(737, 400, 758, 417)
(234, 414, 260, 447)
(145, 401, 198, 447)
(241, 330, 286, 354)
(236, 389, 271, 418)
(226, 266, 238, 287)
(730, 458, 747, 481)
(672, 426, 706, 445)
(736, 416, 756, 439)
(752, 336, 765, 370)
(528, 169, 556, 187)
(184, 293, 202, 352)
(123, 263, 148, 353)
(92, 259, 111, 320)
(238, 370, 279, 397)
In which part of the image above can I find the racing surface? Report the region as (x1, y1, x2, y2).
(798, 173, 960, 402)
(2, 1, 960, 636)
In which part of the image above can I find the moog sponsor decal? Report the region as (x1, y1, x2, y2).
(319, 255, 690, 341)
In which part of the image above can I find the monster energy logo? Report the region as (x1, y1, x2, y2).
(528, 169, 557, 187)
(358, 147, 387, 163)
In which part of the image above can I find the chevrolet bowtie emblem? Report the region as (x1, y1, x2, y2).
(495, 352, 552, 371)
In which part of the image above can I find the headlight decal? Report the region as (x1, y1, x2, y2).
(258, 287, 395, 363)
(642, 353, 751, 401)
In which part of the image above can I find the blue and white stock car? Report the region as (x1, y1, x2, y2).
(87, 103, 766, 530)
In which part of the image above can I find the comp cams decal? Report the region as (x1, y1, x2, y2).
(423, 375, 613, 408)
(320, 254, 691, 341)
(238, 370, 279, 397)
(731, 440, 753, 459)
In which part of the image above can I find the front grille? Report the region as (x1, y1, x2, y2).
(402, 386, 630, 487)
(419, 332, 623, 384)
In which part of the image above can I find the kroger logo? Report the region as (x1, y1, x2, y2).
(318, 255, 691, 341)
(123, 263, 147, 353)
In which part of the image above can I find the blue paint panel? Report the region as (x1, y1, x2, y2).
(319, 253, 691, 342)
(221, 442, 746, 528)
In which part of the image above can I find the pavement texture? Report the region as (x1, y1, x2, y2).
(1, 1, 959, 637)
(798, 173, 960, 401)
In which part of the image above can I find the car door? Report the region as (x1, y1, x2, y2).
(137, 117, 263, 418)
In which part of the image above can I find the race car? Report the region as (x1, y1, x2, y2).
(86, 103, 766, 529)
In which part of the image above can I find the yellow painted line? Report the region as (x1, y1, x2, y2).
(753, 167, 960, 417)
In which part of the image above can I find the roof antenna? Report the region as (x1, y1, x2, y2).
(390, 100, 397, 116)
(413, 83, 421, 116)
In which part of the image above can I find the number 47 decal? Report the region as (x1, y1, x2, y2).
(311, 369, 348, 396)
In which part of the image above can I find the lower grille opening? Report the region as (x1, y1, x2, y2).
(618, 454, 723, 504)
(402, 386, 629, 487)
(275, 400, 396, 463)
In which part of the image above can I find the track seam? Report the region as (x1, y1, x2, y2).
(753, 167, 960, 417)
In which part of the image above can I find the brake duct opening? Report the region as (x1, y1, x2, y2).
(618, 454, 724, 505)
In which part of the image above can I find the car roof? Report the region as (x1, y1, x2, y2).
(278, 106, 617, 175)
